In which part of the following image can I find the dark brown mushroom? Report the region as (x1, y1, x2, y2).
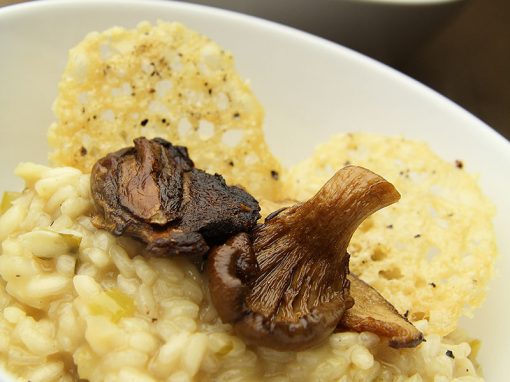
(91, 137, 260, 257)
(207, 166, 401, 351)
(337, 274, 424, 348)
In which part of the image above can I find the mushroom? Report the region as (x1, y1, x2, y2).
(91, 137, 260, 257)
(207, 166, 402, 351)
(337, 274, 424, 348)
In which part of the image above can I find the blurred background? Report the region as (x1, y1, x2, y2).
(1, 0, 508, 139)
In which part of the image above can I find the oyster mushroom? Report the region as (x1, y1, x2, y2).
(91, 137, 260, 257)
(337, 274, 423, 348)
(207, 166, 401, 351)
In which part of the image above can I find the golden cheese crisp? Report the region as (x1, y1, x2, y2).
(284, 133, 498, 336)
(48, 21, 282, 201)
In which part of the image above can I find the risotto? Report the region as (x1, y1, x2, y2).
(0, 21, 496, 382)
(0, 161, 484, 382)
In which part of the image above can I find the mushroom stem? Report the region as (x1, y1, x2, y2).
(292, 165, 401, 258)
(250, 166, 400, 319)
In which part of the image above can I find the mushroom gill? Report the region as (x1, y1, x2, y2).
(207, 166, 401, 351)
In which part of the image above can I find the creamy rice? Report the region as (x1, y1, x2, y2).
(0, 163, 483, 381)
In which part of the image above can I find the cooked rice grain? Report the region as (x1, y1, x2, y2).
(0, 163, 485, 381)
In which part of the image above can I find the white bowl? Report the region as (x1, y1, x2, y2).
(0, 0, 508, 380)
(176, 0, 468, 64)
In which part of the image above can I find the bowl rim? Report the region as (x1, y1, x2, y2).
(0, 0, 504, 148)
(0, 0, 509, 380)
(1, 0, 507, 162)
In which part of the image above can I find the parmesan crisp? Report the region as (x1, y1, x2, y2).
(284, 133, 497, 336)
(48, 21, 283, 201)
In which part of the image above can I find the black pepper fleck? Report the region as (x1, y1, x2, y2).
(270, 170, 279, 180)
(455, 160, 464, 169)
(414, 234, 421, 238)
(80, 146, 88, 156)
(140, 119, 149, 126)
(161, 118, 167, 124)
(446, 350, 455, 359)
(233, 112, 240, 118)
(15, 274, 20, 278)
(404, 310, 409, 318)
(429, 282, 436, 288)
(228, 160, 234, 167)
(386, 224, 393, 229)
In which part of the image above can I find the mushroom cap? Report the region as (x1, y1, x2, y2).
(338, 274, 424, 348)
(91, 137, 260, 257)
(208, 166, 402, 351)
(207, 233, 258, 323)
(207, 232, 351, 351)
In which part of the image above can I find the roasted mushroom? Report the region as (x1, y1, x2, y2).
(207, 166, 402, 351)
(337, 274, 423, 348)
(91, 137, 260, 257)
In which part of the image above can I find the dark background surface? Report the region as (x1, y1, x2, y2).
(396, 0, 510, 140)
(2, 0, 508, 140)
